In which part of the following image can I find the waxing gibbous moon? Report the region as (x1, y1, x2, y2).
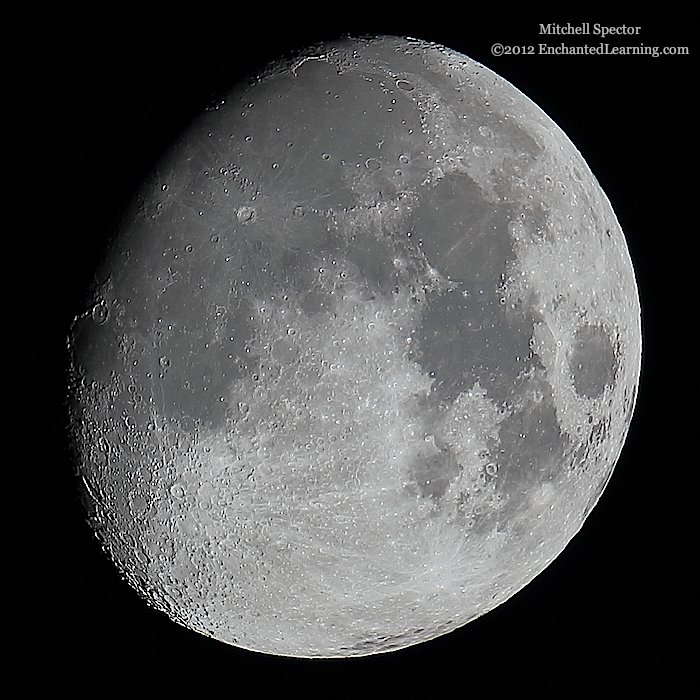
(67, 35, 641, 657)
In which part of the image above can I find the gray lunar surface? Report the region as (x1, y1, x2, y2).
(67, 35, 641, 657)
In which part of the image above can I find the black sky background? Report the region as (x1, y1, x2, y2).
(14, 7, 691, 696)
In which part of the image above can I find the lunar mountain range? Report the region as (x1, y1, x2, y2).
(67, 35, 641, 657)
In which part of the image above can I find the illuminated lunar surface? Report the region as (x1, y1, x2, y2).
(67, 35, 641, 657)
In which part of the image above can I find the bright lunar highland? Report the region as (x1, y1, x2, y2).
(67, 36, 641, 657)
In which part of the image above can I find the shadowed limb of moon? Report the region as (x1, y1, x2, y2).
(67, 35, 641, 657)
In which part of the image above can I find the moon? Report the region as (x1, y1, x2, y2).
(67, 35, 641, 657)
